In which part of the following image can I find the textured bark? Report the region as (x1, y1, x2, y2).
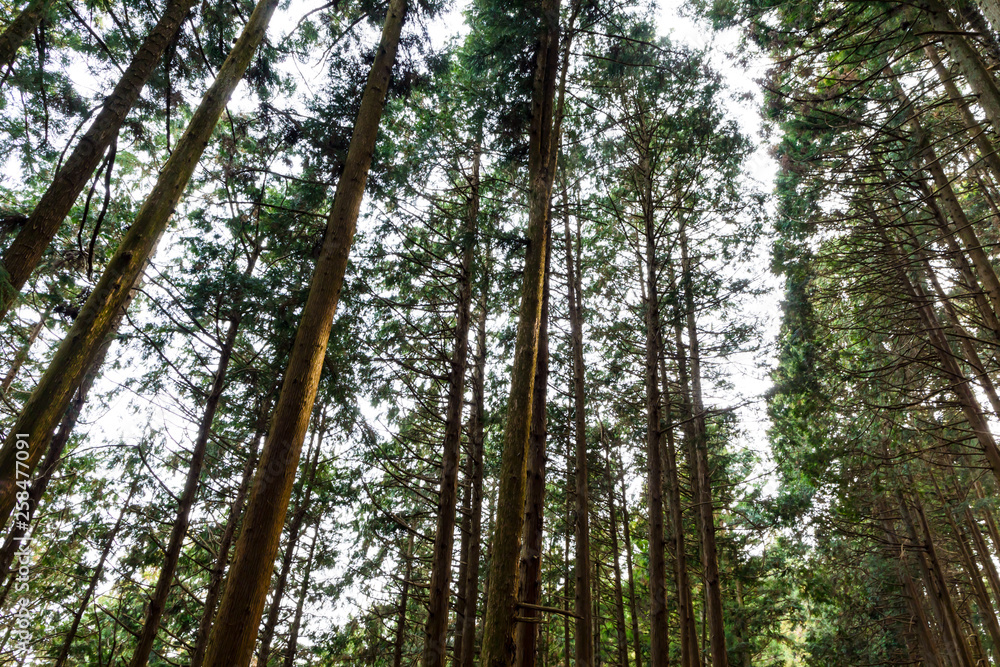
(281, 522, 319, 667)
(454, 450, 474, 667)
(563, 187, 593, 667)
(189, 395, 271, 667)
(515, 228, 550, 667)
(395, 532, 416, 667)
(130, 244, 259, 667)
(0, 0, 198, 322)
(0, 0, 281, 529)
(460, 289, 489, 667)
(424, 145, 481, 667)
(979, 0, 1000, 33)
(678, 228, 728, 667)
(0, 0, 56, 77)
(202, 2, 406, 662)
(52, 487, 133, 667)
(479, 0, 560, 661)
(601, 428, 629, 667)
(258, 427, 323, 667)
(916, 0, 1000, 131)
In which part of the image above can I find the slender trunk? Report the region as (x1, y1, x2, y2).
(202, 3, 406, 662)
(129, 244, 259, 667)
(641, 161, 671, 667)
(258, 426, 323, 667)
(659, 332, 698, 667)
(189, 394, 270, 667)
(395, 532, 416, 667)
(454, 450, 474, 667)
(678, 228, 728, 667)
(281, 522, 319, 667)
(1, 308, 46, 393)
(601, 427, 629, 667)
(915, 0, 1000, 132)
(963, 504, 1000, 605)
(0, 0, 56, 78)
(0, 0, 282, 528)
(52, 487, 134, 667)
(618, 455, 642, 667)
(424, 145, 481, 667)
(943, 503, 1000, 661)
(460, 282, 490, 667)
(562, 183, 593, 667)
(479, 0, 560, 661)
(515, 226, 551, 667)
(902, 496, 977, 667)
(0, 0, 198, 322)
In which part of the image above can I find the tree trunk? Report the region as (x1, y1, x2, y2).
(601, 426, 629, 667)
(460, 283, 490, 667)
(454, 448, 474, 667)
(52, 486, 134, 667)
(258, 424, 324, 667)
(618, 453, 643, 667)
(189, 394, 271, 667)
(201, 2, 406, 662)
(678, 227, 728, 667)
(395, 531, 416, 667)
(0, 0, 282, 528)
(561, 183, 594, 667)
(479, 0, 561, 661)
(0, 0, 56, 78)
(424, 144, 481, 667)
(915, 0, 1000, 132)
(515, 221, 551, 667)
(640, 157, 671, 667)
(0, 0, 198, 322)
(129, 243, 259, 667)
(281, 521, 319, 667)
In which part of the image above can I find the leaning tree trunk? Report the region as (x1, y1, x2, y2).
(515, 223, 551, 667)
(0, 0, 282, 529)
(1, 307, 47, 393)
(201, 2, 407, 663)
(258, 425, 324, 667)
(129, 244, 259, 667)
(0, 0, 198, 322)
(424, 145, 481, 667)
(479, 0, 560, 662)
(0, 0, 56, 78)
(189, 392, 272, 667)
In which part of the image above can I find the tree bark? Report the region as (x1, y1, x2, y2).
(202, 2, 406, 662)
(618, 452, 643, 667)
(479, 0, 560, 661)
(515, 224, 550, 667)
(460, 283, 490, 667)
(677, 226, 728, 667)
(395, 531, 416, 667)
(601, 426, 629, 667)
(0, 0, 282, 529)
(424, 144, 481, 667)
(258, 423, 324, 667)
(0, 0, 56, 78)
(0, 0, 198, 322)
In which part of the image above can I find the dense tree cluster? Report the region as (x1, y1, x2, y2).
(10, 0, 1000, 665)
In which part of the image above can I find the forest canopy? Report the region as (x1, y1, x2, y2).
(3, 0, 1000, 666)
